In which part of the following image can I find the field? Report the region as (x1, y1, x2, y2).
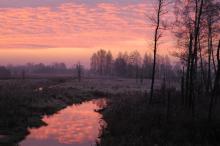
(0, 77, 170, 145)
(0, 77, 219, 146)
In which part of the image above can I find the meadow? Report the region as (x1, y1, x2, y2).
(0, 77, 219, 146)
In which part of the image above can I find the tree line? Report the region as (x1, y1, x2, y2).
(148, 0, 220, 121)
(0, 62, 85, 80)
(173, 0, 220, 120)
(90, 49, 181, 81)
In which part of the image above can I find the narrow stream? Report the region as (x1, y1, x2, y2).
(20, 98, 106, 146)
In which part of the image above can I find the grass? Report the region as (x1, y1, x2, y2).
(98, 88, 220, 146)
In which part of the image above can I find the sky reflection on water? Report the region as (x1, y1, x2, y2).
(20, 98, 106, 146)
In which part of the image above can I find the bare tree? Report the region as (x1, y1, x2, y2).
(173, 0, 205, 110)
(149, 0, 169, 104)
(208, 40, 220, 121)
(129, 50, 142, 83)
(76, 62, 82, 82)
(188, 0, 204, 114)
(203, 0, 220, 93)
(90, 53, 98, 74)
(90, 49, 112, 76)
(114, 53, 127, 77)
(106, 51, 113, 76)
(214, 40, 220, 96)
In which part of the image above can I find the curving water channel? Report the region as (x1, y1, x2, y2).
(20, 98, 106, 146)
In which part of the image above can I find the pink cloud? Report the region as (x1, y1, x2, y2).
(0, 2, 152, 49)
(0, 2, 175, 66)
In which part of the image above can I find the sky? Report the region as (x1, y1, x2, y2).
(0, 0, 175, 67)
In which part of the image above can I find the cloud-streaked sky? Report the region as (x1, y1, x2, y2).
(0, 0, 174, 67)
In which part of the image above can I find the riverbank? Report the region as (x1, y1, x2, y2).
(0, 78, 106, 146)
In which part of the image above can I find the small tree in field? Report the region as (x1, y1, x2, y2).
(76, 62, 83, 82)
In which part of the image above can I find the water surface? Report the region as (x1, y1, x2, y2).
(20, 98, 106, 146)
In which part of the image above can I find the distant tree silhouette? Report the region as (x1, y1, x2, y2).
(76, 62, 83, 82)
(106, 51, 113, 76)
(143, 53, 152, 79)
(90, 53, 98, 74)
(90, 49, 113, 76)
(114, 55, 127, 77)
(90, 49, 179, 80)
(128, 50, 142, 82)
(0, 66, 11, 79)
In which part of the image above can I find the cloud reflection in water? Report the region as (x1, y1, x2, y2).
(20, 98, 106, 146)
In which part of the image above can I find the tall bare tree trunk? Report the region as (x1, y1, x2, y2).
(189, 0, 204, 115)
(207, 21, 213, 93)
(199, 38, 206, 91)
(181, 67, 185, 105)
(149, 0, 162, 104)
(214, 40, 220, 101)
(185, 33, 193, 107)
(76, 62, 82, 82)
(211, 42, 217, 75)
(208, 40, 220, 121)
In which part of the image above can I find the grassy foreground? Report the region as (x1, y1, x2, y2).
(98, 89, 220, 146)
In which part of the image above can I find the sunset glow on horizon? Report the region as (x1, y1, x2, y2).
(0, 0, 175, 67)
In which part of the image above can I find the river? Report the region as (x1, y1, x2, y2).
(20, 98, 106, 146)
